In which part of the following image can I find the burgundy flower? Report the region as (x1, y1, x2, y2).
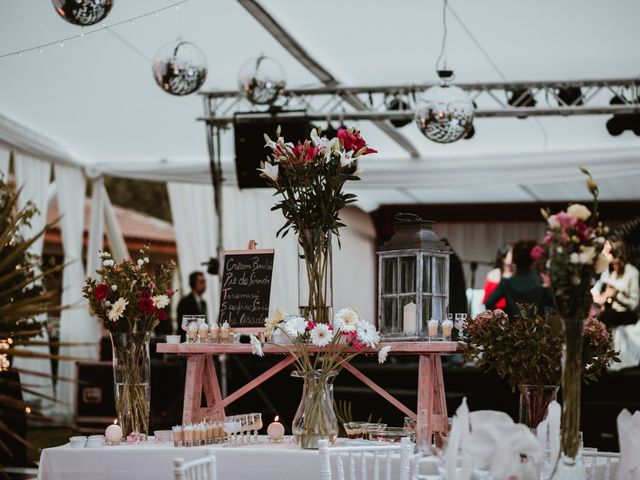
(157, 309, 168, 322)
(93, 284, 109, 302)
(140, 288, 152, 298)
(138, 297, 155, 314)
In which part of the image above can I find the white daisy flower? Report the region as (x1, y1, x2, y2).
(152, 294, 170, 309)
(356, 320, 380, 348)
(309, 324, 332, 347)
(108, 298, 128, 322)
(378, 345, 391, 364)
(250, 335, 264, 357)
(284, 315, 307, 338)
(334, 308, 360, 332)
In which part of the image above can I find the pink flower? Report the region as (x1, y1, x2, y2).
(555, 211, 577, 229)
(543, 234, 553, 244)
(530, 244, 547, 261)
(306, 321, 317, 331)
(168, 288, 175, 297)
(337, 128, 377, 155)
(351, 336, 364, 351)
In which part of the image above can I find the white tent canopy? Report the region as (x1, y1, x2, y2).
(0, 0, 639, 208)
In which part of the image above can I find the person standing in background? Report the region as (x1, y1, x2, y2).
(176, 271, 207, 337)
(482, 244, 512, 310)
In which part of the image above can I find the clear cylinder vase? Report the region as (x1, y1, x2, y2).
(110, 331, 151, 436)
(291, 370, 338, 449)
(518, 384, 560, 432)
(298, 230, 333, 324)
(551, 317, 586, 480)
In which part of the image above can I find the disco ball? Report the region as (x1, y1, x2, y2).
(52, 0, 113, 26)
(414, 81, 474, 144)
(238, 55, 286, 105)
(152, 40, 208, 96)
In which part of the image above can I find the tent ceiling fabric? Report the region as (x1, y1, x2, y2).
(1, 0, 639, 208)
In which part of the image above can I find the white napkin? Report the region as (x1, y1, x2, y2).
(445, 397, 470, 480)
(464, 422, 542, 480)
(617, 409, 640, 480)
(535, 401, 561, 478)
(469, 410, 513, 430)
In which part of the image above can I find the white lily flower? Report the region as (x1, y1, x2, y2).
(378, 345, 391, 364)
(339, 150, 355, 168)
(250, 335, 264, 357)
(258, 163, 279, 182)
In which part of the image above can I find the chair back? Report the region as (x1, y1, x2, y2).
(583, 451, 620, 480)
(318, 438, 413, 480)
(174, 448, 217, 480)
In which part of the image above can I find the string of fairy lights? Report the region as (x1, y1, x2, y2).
(0, 0, 190, 60)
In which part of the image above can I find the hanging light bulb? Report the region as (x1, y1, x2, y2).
(152, 40, 208, 96)
(238, 55, 286, 105)
(415, 71, 474, 144)
(52, 0, 113, 26)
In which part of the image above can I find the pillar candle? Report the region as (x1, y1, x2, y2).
(403, 302, 417, 335)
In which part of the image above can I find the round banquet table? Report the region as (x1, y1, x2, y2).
(37, 435, 417, 480)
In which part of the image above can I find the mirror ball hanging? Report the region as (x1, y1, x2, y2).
(238, 55, 286, 105)
(52, 0, 113, 26)
(414, 80, 474, 144)
(152, 40, 208, 96)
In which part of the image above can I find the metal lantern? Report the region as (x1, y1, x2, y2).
(377, 214, 451, 340)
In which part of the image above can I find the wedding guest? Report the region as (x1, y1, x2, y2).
(485, 240, 549, 319)
(592, 248, 639, 327)
(176, 271, 207, 338)
(482, 244, 512, 310)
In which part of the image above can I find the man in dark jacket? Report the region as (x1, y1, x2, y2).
(176, 271, 207, 337)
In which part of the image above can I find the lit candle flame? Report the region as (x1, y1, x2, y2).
(274, 415, 279, 422)
(114, 419, 118, 425)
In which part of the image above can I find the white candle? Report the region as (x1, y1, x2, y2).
(105, 421, 122, 445)
(442, 319, 454, 339)
(428, 318, 439, 338)
(267, 416, 284, 442)
(403, 302, 417, 335)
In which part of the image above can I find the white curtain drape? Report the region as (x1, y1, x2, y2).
(167, 183, 219, 322)
(55, 165, 98, 416)
(13, 154, 54, 411)
(168, 184, 377, 323)
(103, 184, 129, 262)
(0, 145, 9, 176)
(86, 177, 105, 278)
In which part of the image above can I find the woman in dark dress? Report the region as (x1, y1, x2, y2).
(485, 240, 549, 319)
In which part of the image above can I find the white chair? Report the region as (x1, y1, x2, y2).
(583, 451, 620, 480)
(319, 437, 414, 480)
(174, 448, 218, 480)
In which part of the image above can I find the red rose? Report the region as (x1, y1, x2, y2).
(93, 284, 109, 302)
(157, 309, 168, 322)
(530, 244, 547, 261)
(138, 297, 155, 314)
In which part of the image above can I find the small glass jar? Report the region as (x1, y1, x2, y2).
(427, 318, 440, 341)
(172, 425, 183, 447)
(182, 424, 194, 447)
(209, 324, 220, 343)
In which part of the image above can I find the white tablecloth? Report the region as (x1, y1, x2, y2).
(38, 436, 334, 480)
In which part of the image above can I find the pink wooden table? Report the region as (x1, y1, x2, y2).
(156, 341, 460, 445)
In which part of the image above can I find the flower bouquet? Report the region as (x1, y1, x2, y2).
(262, 307, 387, 448)
(259, 127, 376, 324)
(83, 247, 176, 435)
(530, 168, 610, 477)
(463, 306, 617, 433)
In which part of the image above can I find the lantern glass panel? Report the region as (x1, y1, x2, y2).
(422, 296, 432, 332)
(433, 256, 446, 295)
(400, 256, 416, 294)
(382, 297, 398, 334)
(382, 258, 397, 294)
(433, 296, 446, 322)
(422, 254, 432, 293)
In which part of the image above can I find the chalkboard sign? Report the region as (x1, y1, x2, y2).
(218, 249, 274, 328)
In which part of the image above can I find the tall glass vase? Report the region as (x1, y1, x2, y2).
(298, 229, 333, 324)
(110, 332, 151, 436)
(551, 317, 586, 480)
(518, 384, 559, 432)
(291, 370, 338, 449)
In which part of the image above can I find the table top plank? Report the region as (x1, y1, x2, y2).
(156, 341, 461, 355)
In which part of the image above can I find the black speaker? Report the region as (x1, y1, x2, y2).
(233, 112, 312, 189)
(75, 361, 116, 427)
